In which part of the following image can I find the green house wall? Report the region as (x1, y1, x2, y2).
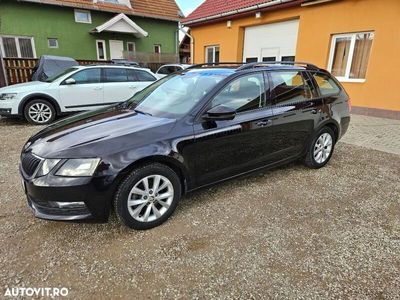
(0, 0, 179, 60)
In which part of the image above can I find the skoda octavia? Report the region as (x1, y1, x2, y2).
(20, 62, 350, 230)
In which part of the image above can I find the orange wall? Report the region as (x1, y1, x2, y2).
(190, 0, 400, 112)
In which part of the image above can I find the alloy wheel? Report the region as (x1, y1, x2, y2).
(127, 175, 174, 223)
(313, 133, 333, 164)
(28, 103, 53, 124)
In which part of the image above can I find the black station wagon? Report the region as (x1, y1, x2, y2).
(20, 62, 351, 229)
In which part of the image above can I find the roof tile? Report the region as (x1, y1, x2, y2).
(21, 0, 182, 21)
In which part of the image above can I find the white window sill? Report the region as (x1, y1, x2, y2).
(336, 78, 366, 83)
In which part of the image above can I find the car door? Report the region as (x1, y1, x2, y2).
(103, 67, 133, 104)
(58, 68, 103, 111)
(130, 69, 157, 91)
(189, 72, 275, 187)
(268, 70, 323, 161)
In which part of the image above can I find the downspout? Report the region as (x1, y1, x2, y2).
(179, 26, 194, 64)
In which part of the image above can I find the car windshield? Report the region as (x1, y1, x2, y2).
(45, 67, 79, 82)
(127, 69, 233, 119)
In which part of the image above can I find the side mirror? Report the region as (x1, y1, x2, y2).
(203, 105, 236, 121)
(64, 78, 76, 85)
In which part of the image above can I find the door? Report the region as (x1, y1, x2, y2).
(243, 19, 299, 63)
(261, 48, 279, 62)
(268, 70, 323, 161)
(189, 72, 275, 187)
(109, 40, 124, 59)
(59, 68, 103, 111)
(103, 67, 134, 104)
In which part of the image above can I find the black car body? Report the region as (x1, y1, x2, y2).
(20, 62, 350, 229)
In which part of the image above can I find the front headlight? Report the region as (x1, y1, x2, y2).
(0, 93, 17, 101)
(36, 158, 61, 177)
(55, 158, 100, 177)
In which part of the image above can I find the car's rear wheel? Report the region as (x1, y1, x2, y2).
(114, 163, 182, 230)
(304, 126, 336, 169)
(24, 99, 56, 125)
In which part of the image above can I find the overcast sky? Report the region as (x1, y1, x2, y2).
(175, 0, 205, 17)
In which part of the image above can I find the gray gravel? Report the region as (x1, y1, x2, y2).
(0, 117, 399, 299)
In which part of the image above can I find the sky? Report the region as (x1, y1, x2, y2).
(175, 0, 205, 17)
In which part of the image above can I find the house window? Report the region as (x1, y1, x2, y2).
(0, 36, 36, 58)
(96, 40, 107, 60)
(328, 32, 374, 82)
(205, 45, 220, 63)
(48, 38, 58, 48)
(154, 44, 161, 54)
(127, 42, 136, 53)
(74, 9, 91, 23)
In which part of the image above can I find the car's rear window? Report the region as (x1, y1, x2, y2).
(312, 73, 341, 96)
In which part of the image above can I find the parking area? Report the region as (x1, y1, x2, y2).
(0, 115, 399, 299)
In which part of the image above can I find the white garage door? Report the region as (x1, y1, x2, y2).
(243, 19, 299, 63)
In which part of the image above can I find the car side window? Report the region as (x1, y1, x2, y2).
(127, 69, 138, 82)
(104, 68, 127, 83)
(69, 68, 101, 84)
(135, 70, 157, 82)
(270, 71, 313, 105)
(312, 73, 341, 96)
(211, 73, 266, 113)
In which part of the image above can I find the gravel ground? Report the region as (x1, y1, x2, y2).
(0, 117, 399, 299)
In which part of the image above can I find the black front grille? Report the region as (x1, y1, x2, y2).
(21, 152, 42, 177)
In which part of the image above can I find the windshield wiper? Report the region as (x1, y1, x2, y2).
(134, 109, 152, 116)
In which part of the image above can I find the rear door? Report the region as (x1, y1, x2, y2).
(59, 68, 103, 111)
(268, 70, 323, 161)
(103, 67, 133, 104)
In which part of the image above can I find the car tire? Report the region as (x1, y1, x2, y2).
(114, 163, 182, 230)
(24, 99, 56, 125)
(304, 126, 336, 169)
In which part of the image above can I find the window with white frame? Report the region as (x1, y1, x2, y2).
(154, 44, 161, 54)
(48, 38, 58, 48)
(0, 36, 36, 58)
(205, 45, 220, 63)
(127, 42, 136, 53)
(96, 40, 107, 60)
(328, 32, 374, 82)
(74, 9, 91, 23)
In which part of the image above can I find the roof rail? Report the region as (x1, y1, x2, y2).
(186, 62, 245, 69)
(236, 61, 320, 71)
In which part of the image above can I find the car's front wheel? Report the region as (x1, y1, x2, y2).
(114, 163, 182, 230)
(24, 99, 56, 125)
(304, 126, 336, 169)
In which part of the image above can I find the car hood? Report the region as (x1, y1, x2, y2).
(0, 81, 51, 93)
(24, 106, 176, 158)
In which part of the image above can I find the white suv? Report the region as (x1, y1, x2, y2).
(0, 65, 157, 124)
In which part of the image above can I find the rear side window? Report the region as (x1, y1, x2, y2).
(158, 66, 177, 75)
(312, 73, 341, 96)
(270, 71, 313, 105)
(135, 70, 157, 82)
(104, 68, 127, 83)
(211, 73, 266, 113)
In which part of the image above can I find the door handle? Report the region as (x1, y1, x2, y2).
(256, 120, 272, 127)
(94, 87, 103, 91)
(311, 109, 321, 114)
(129, 86, 137, 89)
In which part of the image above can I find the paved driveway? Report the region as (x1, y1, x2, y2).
(0, 115, 399, 299)
(341, 114, 400, 155)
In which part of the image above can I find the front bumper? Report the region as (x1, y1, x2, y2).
(0, 100, 19, 115)
(20, 167, 115, 222)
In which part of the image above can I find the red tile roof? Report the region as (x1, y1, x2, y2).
(183, 0, 299, 24)
(20, 0, 182, 21)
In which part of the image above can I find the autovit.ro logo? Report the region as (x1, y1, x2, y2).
(4, 287, 69, 297)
